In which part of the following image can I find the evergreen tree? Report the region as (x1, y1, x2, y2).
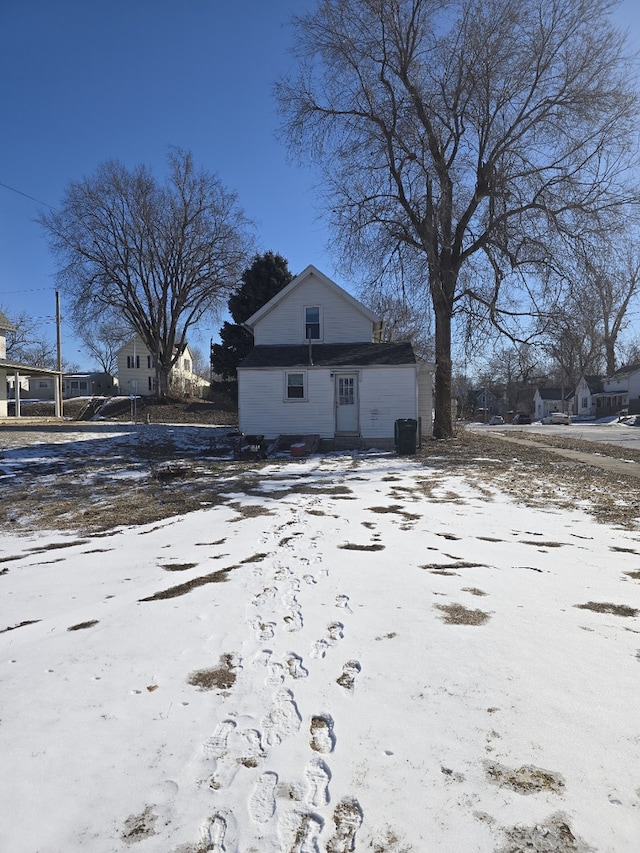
(211, 252, 293, 379)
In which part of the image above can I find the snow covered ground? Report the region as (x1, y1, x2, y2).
(1, 431, 639, 852)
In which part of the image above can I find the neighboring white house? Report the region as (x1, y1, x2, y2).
(116, 335, 209, 397)
(237, 265, 435, 448)
(593, 363, 640, 416)
(533, 387, 574, 421)
(574, 375, 604, 419)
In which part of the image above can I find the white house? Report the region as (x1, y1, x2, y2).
(116, 336, 208, 398)
(594, 363, 640, 416)
(574, 375, 603, 419)
(237, 265, 435, 448)
(533, 387, 574, 420)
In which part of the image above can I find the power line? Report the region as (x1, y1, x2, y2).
(0, 181, 56, 210)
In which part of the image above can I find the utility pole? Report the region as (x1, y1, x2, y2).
(55, 291, 63, 418)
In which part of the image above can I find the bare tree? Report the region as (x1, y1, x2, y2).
(40, 149, 254, 396)
(78, 313, 133, 374)
(582, 238, 640, 375)
(2, 309, 57, 369)
(366, 291, 434, 361)
(277, 0, 640, 438)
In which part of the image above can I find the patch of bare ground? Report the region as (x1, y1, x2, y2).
(485, 761, 565, 794)
(435, 603, 491, 625)
(187, 653, 239, 691)
(497, 812, 594, 853)
(575, 601, 639, 617)
(420, 428, 640, 529)
(139, 566, 237, 601)
(2, 421, 640, 536)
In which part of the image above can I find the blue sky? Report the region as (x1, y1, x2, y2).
(1, 0, 639, 370)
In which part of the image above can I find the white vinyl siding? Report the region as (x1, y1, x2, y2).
(253, 274, 374, 345)
(239, 364, 419, 440)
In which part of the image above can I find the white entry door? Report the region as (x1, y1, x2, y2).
(335, 373, 359, 433)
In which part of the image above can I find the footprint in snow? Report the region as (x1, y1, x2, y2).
(284, 609, 303, 632)
(305, 757, 331, 807)
(284, 651, 308, 679)
(310, 714, 335, 754)
(336, 660, 361, 692)
(335, 594, 352, 613)
(251, 617, 276, 641)
(326, 797, 363, 853)
(278, 809, 323, 853)
(249, 771, 278, 823)
(203, 719, 236, 759)
(202, 812, 229, 853)
(262, 688, 302, 747)
(311, 639, 329, 660)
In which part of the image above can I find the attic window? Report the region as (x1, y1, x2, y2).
(305, 306, 321, 340)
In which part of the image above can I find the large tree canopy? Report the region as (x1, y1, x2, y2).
(211, 251, 294, 379)
(40, 149, 254, 396)
(277, 0, 640, 438)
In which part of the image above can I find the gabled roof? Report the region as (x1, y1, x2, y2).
(608, 362, 640, 380)
(239, 342, 415, 369)
(536, 387, 574, 401)
(581, 375, 603, 393)
(243, 265, 381, 330)
(0, 310, 16, 332)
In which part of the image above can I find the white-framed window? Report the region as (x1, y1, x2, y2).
(286, 371, 306, 400)
(148, 376, 157, 392)
(183, 359, 191, 372)
(304, 306, 321, 340)
(147, 355, 156, 369)
(127, 355, 140, 369)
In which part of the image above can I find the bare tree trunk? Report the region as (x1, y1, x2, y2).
(433, 307, 453, 439)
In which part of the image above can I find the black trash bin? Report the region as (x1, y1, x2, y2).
(394, 418, 417, 455)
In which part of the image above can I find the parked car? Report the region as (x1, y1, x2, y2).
(488, 415, 505, 425)
(511, 412, 531, 425)
(541, 411, 571, 424)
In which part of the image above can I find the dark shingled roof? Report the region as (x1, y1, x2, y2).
(239, 342, 416, 369)
(537, 387, 574, 401)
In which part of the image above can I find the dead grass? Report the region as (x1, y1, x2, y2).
(3, 421, 640, 537)
(575, 601, 639, 617)
(161, 562, 198, 572)
(338, 542, 386, 552)
(485, 761, 565, 794)
(0, 619, 41, 633)
(139, 566, 237, 601)
(67, 620, 99, 631)
(435, 603, 491, 625)
(187, 653, 238, 691)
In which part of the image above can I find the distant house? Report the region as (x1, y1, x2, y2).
(533, 387, 574, 421)
(237, 265, 435, 448)
(0, 311, 62, 417)
(574, 375, 603, 419)
(62, 372, 118, 399)
(473, 387, 502, 418)
(116, 335, 209, 398)
(592, 363, 640, 416)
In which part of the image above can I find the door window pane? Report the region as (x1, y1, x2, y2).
(339, 377, 354, 405)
